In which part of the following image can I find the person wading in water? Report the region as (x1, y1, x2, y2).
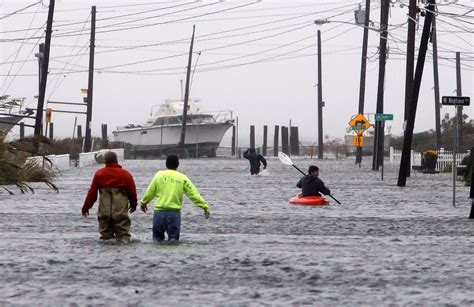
(82, 151, 137, 243)
(296, 165, 330, 196)
(243, 148, 267, 175)
(140, 155, 210, 243)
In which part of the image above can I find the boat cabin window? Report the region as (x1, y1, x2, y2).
(151, 114, 214, 126)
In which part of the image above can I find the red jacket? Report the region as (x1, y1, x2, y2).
(82, 163, 137, 212)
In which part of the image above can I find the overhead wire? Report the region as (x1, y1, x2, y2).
(0, 1, 42, 94)
(0, 0, 41, 20)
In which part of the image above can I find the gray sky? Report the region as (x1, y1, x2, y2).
(1, 0, 473, 147)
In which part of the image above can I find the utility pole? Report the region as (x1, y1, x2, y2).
(431, 15, 442, 149)
(317, 30, 324, 160)
(35, 43, 44, 96)
(404, 0, 417, 122)
(397, 0, 436, 187)
(372, 0, 389, 170)
(179, 25, 196, 158)
(456, 51, 463, 152)
(34, 0, 55, 138)
(356, 0, 371, 166)
(84, 6, 96, 153)
(402, 0, 417, 176)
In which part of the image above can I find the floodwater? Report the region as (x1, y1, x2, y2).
(1, 157, 474, 305)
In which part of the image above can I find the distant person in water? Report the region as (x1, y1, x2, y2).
(296, 165, 330, 197)
(243, 148, 267, 175)
(140, 155, 210, 243)
(82, 151, 137, 243)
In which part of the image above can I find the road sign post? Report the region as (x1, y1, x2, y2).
(442, 96, 470, 206)
(374, 114, 393, 180)
(348, 113, 371, 168)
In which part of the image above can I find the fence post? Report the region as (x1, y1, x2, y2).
(389, 146, 394, 163)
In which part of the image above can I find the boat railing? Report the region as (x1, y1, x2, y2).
(209, 110, 233, 123)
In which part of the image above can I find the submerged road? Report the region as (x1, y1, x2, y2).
(1, 158, 473, 305)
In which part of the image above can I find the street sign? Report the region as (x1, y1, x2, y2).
(442, 96, 470, 106)
(348, 113, 371, 129)
(353, 135, 364, 147)
(352, 125, 366, 131)
(375, 113, 393, 121)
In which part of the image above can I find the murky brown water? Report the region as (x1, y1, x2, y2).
(1, 158, 474, 305)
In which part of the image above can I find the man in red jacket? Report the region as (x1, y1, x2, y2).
(82, 151, 137, 243)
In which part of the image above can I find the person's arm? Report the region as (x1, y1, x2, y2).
(140, 175, 158, 212)
(296, 177, 303, 188)
(183, 179, 209, 218)
(259, 155, 267, 169)
(243, 150, 249, 159)
(318, 179, 331, 195)
(126, 172, 138, 213)
(82, 174, 99, 217)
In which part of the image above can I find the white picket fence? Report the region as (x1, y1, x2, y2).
(389, 146, 470, 171)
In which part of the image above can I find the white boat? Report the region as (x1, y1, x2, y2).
(345, 113, 391, 156)
(112, 99, 233, 158)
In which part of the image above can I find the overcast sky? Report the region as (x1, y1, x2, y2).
(1, 0, 473, 147)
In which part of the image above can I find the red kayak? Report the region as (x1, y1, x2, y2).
(289, 195, 329, 206)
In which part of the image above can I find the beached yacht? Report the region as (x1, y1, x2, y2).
(112, 98, 233, 158)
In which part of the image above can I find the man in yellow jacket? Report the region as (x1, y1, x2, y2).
(140, 155, 209, 242)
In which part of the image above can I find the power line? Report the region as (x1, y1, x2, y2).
(0, 1, 41, 21)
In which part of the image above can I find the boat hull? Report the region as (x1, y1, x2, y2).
(113, 123, 232, 158)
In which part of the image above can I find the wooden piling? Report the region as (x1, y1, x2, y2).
(20, 123, 25, 139)
(49, 122, 54, 139)
(281, 126, 289, 155)
(290, 126, 299, 156)
(250, 125, 255, 149)
(262, 125, 267, 156)
(273, 125, 279, 156)
(77, 125, 82, 139)
(231, 125, 236, 156)
(101, 124, 108, 148)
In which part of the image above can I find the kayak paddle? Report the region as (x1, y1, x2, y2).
(278, 151, 341, 204)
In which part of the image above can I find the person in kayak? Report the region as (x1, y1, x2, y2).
(82, 151, 137, 243)
(296, 165, 330, 196)
(243, 148, 267, 175)
(140, 155, 210, 243)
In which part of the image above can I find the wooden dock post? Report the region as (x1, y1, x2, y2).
(250, 125, 255, 149)
(20, 123, 25, 139)
(290, 126, 299, 156)
(77, 125, 82, 139)
(49, 123, 54, 139)
(273, 125, 279, 156)
(262, 125, 267, 156)
(231, 125, 236, 156)
(281, 126, 289, 155)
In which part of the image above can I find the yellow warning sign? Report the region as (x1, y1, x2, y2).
(45, 108, 52, 123)
(353, 135, 364, 147)
(348, 113, 371, 130)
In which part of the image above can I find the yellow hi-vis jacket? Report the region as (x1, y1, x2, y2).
(140, 169, 209, 212)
